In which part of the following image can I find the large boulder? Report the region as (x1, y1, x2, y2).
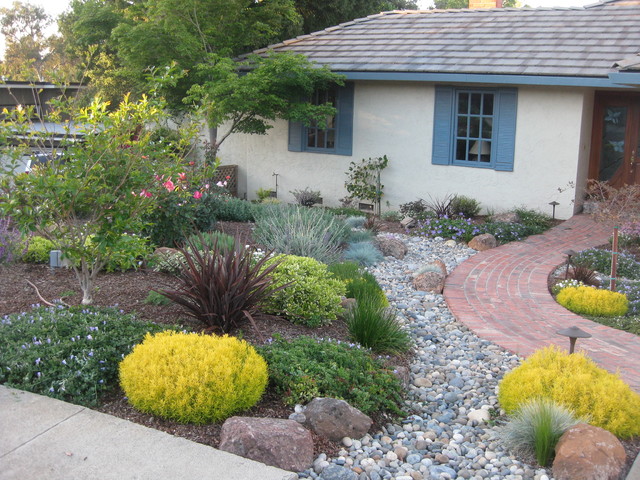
(552, 423, 626, 480)
(468, 233, 498, 251)
(219, 417, 314, 472)
(492, 212, 521, 223)
(400, 216, 417, 228)
(413, 271, 445, 294)
(303, 398, 373, 441)
(375, 236, 408, 260)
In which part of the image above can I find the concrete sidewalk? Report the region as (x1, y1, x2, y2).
(0, 385, 296, 480)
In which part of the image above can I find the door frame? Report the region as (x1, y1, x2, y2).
(589, 91, 640, 185)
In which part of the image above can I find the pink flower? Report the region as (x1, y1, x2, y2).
(193, 191, 202, 199)
(205, 184, 210, 189)
(216, 180, 228, 188)
(139, 189, 152, 198)
(163, 179, 175, 191)
(178, 172, 187, 181)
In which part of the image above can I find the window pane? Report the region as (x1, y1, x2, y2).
(307, 130, 316, 148)
(480, 141, 491, 162)
(470, 117, 480, 138)
(456, 139, 468, 161)
(483, 94, 494, 115)
(470, 93, 482, 114)
(326, 130, 335, 148)
(457, 116, 468, 136)
(482, 118, 493, 139)
(317, 129, 325, 148)
(458, 93, 469, 114)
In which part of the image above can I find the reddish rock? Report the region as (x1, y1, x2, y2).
(492, 212, 521, 223)
(375, 236, 408, 260)
(303, 398, 372, 441)
(219, 417, 314, 472)
(468, 233, 498, 251)
(413, 271, 445, 294)
(552, 423, 626, 480)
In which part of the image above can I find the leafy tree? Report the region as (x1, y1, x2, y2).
(294, 0, 418, 35)
(0, 1, 51, 80)
(186, 52, 345, 165)
(0, 82, 202, 305)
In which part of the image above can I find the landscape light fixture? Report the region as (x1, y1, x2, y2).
(564, 249, 576, 280)
(548, 201, 559, 219)
(556, 326, 591, 354)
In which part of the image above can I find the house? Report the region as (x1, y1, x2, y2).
(0, 81, 81, 172)
(217, 0, 640, 219)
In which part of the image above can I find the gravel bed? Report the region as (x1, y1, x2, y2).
(300, 234, 553, 480)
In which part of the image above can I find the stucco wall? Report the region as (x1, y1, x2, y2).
(218, 81, 591, 219)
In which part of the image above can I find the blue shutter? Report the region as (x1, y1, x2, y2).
(288, 120, 303, 152)
(432, 86, 454, 166)
(494, 88, 517, 172)
(335, 82, 354, 156)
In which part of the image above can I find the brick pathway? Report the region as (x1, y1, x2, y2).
(444, 214, 640, 393)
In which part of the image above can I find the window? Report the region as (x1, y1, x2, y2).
(288, 83, 354, 156)
(432, 86, 517, 171)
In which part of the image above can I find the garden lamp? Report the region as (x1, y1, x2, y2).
(564, 249, 576, 280)
(548, 201, 559, 219)
(556, 326, 591, 354)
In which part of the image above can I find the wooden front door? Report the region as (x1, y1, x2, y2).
(589, 92, 640, 187)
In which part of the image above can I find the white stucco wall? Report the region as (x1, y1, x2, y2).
(218, 81, 593, 219)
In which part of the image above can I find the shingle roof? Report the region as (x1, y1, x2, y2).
(256, 0, 640, 78)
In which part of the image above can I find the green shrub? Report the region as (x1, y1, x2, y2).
(343, 241, 384, 266)
(102, 233, 152, 272)
(262, 254, 345, 327)
(451, 195, 481, 218)
(414, 217, 480, 243)
(144, 290, 172, 306)
(328, 261, 362, 282)
(618, 279, 640, 316)
(480, 221, 546, 244)
(184, 231, 235, 253)
(0, 306, 174, 406)
(120, 331, 267, 424)
(23, 236, 55, 263)
(498, 345, 640, 438)
(143, 194, 199, 247)
(556, 285, 628, 317)
(256, 188, 275, 202)
(259, 336, 404, 415)
(345, 296, 410, 354)
(399, 199, 431, 220)
(573, 248, 640, 280)
(254, 204, 350, 264)
(381, 211, 402, 222)
(550, 279, 584, 295)
(514, 207, 553, 230)
(197, 194, 256, 222)
(291, 187, 322, 207)
(326, 207, 368, 217)
(500, 398, 580, 467)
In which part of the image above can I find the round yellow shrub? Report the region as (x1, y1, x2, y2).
(498, 345, 640, 438)
(119, 331, 268, 424)
(556, 285, 628, 317)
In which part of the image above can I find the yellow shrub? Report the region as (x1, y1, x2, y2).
(498, 345, 640, 438)
(119, 331, 268, 424)
(556, 285, 628, 317)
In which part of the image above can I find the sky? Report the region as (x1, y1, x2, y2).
(0, 0, 597, 58)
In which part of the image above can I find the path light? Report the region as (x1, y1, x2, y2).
(549, 201, 559, 219)
(564, 249, 576, 280)
(556, 326, 592, 354)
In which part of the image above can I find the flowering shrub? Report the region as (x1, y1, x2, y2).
(556, 285, 628, 317)
(498, 345, 640, 438)
(617, 280, 640, 316)
(551, 279, 584, 295)
(619, 222, 640, 247)
(120, 331, 267, 424)
(573, 248, 640, 280)
(258, 335, 404, 415)
(414, 215, 481, 242)
(0, 306, 175, 406)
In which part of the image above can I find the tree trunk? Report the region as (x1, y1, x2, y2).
(74, 259, 94, 305)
